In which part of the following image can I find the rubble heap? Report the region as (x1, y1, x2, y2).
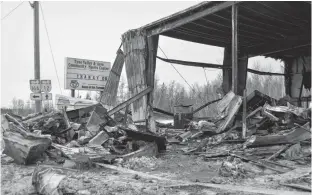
(1, 90, 311, 194)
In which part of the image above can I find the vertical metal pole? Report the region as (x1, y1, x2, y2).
(242, 89, 247, 138)
(71, 89, 75, 98)
(34, 1, 41, 112)
(232, 4, 238, 94)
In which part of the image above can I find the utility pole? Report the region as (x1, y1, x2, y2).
(33, 1, 41, 112)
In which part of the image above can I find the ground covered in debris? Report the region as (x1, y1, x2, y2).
(2, 147, 310, 195)
(1, 90, 311, 195)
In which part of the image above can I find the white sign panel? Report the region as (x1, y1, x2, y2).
(41, 80, 52, 93)
(30, 80, 41, 93)
(65, 57, 111, 91)
(30, 93, 42, 100)
(30, 93, 52, 100)
(42, 93, 52, 100)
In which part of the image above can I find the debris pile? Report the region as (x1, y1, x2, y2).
(161, 90, 311, 190)
(1, 90, 310, 194)
(1, 103, 166, 194)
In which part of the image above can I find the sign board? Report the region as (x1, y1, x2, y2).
(30, 93, 42, 100)
(30, 93, 52, 100)
(65, 57, 111, 91)
(41, 80, 52, 93)
(30, 80, 41, 93)
(42, 93, 52, 100)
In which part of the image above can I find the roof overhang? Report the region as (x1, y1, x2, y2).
(135, 1, 311, 59)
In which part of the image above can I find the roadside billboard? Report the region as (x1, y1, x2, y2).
(65, 57, 111, 91)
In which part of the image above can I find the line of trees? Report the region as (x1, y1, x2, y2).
(114, 61, 287, 117)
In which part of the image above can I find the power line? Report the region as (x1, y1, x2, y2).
(1, 1, 24, 20)
(40, 2, 62, 95)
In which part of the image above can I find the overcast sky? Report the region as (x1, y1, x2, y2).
(1, 1, 283, 108)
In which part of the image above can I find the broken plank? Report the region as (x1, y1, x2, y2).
(230, 153, 288, 173)
(216, 94, 243, 133)
(122, 142, 158, 161)
(262, 159, 294, 170)
(267, 144, 292, 160)
(244, 123, 311, 148)
(32, 166, 66, 195)
(5, 114, 27, 130)
(88, 131, 109, 146)
(200, 150, 229, 158)
(192, 99, 221, 114)
(108, 87, 152, 116)
(280, 183, 311, 192)
(118, 126, 166, 151)
(262, 110, 279, 122)
(246, 106, 262, 119)
(153, 107, 174, 117)
(216, 91, 236, 114)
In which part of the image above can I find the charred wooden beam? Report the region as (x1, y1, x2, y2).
(107, 87, 152, 116)
(146, 1, 240, 36)
(192, 99, 221, 114)
(156, 56, 285, 76)
(122, 142, 158, 161)
(100, 48, 125, 107)
(267, 144, 291, 160)
(118, 126, 166, 151)
(157, 56, 225, 69)
(153, 107, 174, 117)
(244, 123, 311, 148)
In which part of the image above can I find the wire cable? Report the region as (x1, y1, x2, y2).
(158, 46, 206, 102)
(40, 3, 62, 94)
(1, 1, 24, 20)
(203, 67, 209, 87)
(158, 46, 195, 92)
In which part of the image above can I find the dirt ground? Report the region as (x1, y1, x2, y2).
(1, 141, 311, 195)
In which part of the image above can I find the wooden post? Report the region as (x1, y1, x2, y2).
(33, 1, 41, 113)
(242, 89, 247, 138)
(146, 35, 159, 133)
(283, 57, 293, 97)
(71, 89, 75, 98)
(222, 47, 232, 94)
(232, 4, 238, 94)
(122, 30, 148, 127)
